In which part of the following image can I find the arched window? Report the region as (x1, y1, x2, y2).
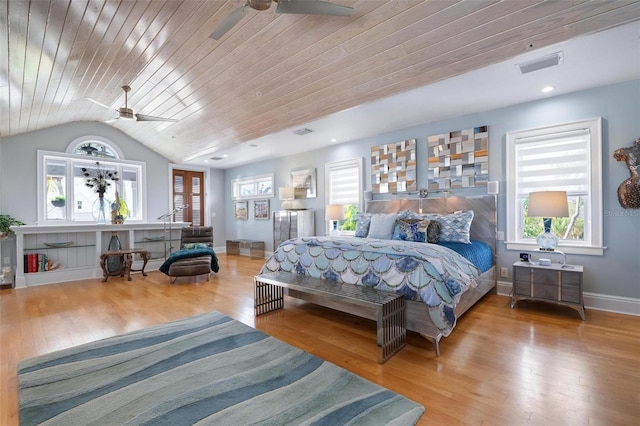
(38, 137, 145, 224)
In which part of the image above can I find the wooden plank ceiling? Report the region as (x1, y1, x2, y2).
(1, 0, 639, 164)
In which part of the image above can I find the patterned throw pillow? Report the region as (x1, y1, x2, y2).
(426, 220, 441, 244)
(392, 219, 431, 242)
(420, 210, 474, 244)
(354, 213, 371, 238)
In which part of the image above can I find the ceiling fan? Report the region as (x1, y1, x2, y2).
(210, 0, 353, 40)
(86, 85, 179, 123)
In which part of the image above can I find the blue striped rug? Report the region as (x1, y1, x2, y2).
(18, 311, 424, 425)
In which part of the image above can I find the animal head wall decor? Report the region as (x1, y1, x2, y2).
(613, 138, 640, 209)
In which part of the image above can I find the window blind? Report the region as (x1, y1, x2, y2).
(328, 162, 360, 205)
(514, 129, 590, 197)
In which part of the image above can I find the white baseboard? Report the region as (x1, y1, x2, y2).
(496, 280, 640, 317)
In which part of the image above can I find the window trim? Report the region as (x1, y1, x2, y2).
(232, 173, 274, 200)
(505, 117, 604, 255)
(37, 150, 147, 224)
(325, 157, 364, 236)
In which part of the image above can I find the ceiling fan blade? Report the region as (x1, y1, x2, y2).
(275, 0, 353, 16)
(210, 5, 247, 40)
(86, 97, 117, 112)
(135, 113, 178, 122)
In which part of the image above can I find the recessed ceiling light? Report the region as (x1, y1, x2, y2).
(204, 159, 209, 163)
(222, 154, 228, 158)
(330, 138, 337, 142)
(542, 86, 555, 93)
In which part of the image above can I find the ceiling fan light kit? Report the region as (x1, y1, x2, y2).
(210, 0, 354, 40)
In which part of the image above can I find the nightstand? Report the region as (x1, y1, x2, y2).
(511, 261, 585, 320)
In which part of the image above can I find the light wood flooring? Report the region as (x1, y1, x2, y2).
(1, 254, 639, 425)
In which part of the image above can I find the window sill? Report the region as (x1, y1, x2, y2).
(505, 241, 605, 256)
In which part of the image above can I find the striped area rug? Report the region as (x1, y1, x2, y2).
(18, 311, 424, 425)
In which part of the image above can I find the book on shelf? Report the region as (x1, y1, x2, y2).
(23, 253, 52, 273)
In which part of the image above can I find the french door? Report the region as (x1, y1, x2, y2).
(172, 169, 204, 226)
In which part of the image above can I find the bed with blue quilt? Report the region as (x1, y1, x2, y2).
(257, 196, 497, 356)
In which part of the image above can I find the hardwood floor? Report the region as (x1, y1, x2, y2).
(1, 254, 639, 425)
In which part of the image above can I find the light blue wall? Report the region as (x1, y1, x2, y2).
(225, 80, 640, 300)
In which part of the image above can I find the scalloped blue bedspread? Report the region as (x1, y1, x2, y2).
(260, 236, 481, 337)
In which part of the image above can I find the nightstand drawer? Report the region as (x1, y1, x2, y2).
(560, 286, 581, 303)
(560, 271, 581, 288)
(513, 280, 531, 297)
(532, 282, 560, 301)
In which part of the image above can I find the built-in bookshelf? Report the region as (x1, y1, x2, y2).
(12, 223, 189, 288)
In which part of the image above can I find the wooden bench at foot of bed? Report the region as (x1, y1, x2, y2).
(255, 271, 406, 364)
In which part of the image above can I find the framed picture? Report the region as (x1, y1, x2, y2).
(234, 201, 248, 220)
(291, 168, 316, 198)
(254, 199, 269, 220)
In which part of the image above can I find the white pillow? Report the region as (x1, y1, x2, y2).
(367, 214, 398, 239)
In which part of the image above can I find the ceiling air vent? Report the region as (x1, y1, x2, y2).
(515, 52, 563, 74)
(210, 156, 225, 161)
(293, 128, 313, 136)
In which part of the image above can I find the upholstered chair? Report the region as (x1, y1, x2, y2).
(166, 226, 216, 283)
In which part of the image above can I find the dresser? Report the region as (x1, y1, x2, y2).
(511, 261, 584, 320)
(273, 210, 315, 250)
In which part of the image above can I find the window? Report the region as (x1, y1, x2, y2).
(38, 151, 145, 224)
(325, 157, 363, 234)
(232, 173, 274, 199)
(506, 118, 603, 255)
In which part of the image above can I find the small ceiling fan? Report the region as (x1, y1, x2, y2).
(86, 85, 179, 123)
(210, 0, 353, 40)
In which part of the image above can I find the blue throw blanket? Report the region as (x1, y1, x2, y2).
(159, 247, 219, 274)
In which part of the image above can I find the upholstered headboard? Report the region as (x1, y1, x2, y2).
(366, 195, 497, 255)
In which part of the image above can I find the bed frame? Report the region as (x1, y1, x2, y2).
(366, 195, 497, 355)
(256, 195, 497, 356)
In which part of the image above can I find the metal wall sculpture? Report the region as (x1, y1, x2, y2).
(613, 138, 640, 209)
(371, 139, 416, 194)
(427, 126, 488, 190)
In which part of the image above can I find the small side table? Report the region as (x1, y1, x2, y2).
(511, 261, 585, 320)
(100, 249, 149, 282)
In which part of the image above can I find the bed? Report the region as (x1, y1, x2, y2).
(257, 195, 497, 356)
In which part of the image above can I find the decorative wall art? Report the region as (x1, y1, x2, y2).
(427, 126, 489, 190)
(234, 201, 248, 220)
(254, 199, 270, 220)
(371, 139, 417, 193)
(291, 168, 316, 199)
(613, 137, 640, 209)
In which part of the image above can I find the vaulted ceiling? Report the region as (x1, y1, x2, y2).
(1, 0, 639, 168)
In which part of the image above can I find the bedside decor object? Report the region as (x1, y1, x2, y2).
(234, 200, 248, 220)
(527, 190, 569, 250)
(254, 199, 269, 220)
(428, 126, 488, 190)
(43, 241, 74, 248)
(326, 204, 344, 236)
(613, 137, 640, 209)
(106, 232, 123, 275)
(371, 139, 416, 194)
(278, 186, 295, 210)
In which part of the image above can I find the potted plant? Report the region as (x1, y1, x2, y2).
(0, 214, 25, 239)
(51, 195, 66, 207)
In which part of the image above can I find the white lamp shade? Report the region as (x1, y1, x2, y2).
(278, 186, 295, 201)
(527, 191, 569, 217)
(325, 204, 345, 221)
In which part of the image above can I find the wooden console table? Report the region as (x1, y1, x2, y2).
(100, 249, 149, 282)
(226, 239, 265, 260)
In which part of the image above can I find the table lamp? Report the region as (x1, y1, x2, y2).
(527, 190, 569, 250)
(279, 186, 295, 210)
(326, 204, 344, 237)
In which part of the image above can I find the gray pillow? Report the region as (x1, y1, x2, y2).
(367, 214, 398, 239)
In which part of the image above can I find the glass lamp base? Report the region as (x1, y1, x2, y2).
(536, 231, 559, 250)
